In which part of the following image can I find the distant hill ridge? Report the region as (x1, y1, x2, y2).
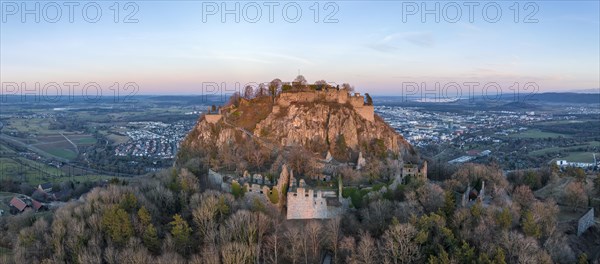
(520, 92, 600, 104)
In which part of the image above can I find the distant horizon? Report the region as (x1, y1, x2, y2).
(2, 1, 599, 94)
(2, 88, 599, 98)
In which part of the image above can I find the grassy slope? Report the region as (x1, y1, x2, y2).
(228, 96, 274, 132)
(508, 129, 569, 139)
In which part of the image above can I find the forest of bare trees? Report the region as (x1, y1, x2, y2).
(1, 162, 596, 264)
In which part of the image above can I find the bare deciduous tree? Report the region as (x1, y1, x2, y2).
(256, 83, 268, 97)
(117, 238, 152, 264)
(326, 217, 342, 263)
(564, 181, 587, 210)
(221, 242, 254, 264)
(284, 226, 302, 264)
(380, 223, 421, 264)
(416, 183, 445, 213)
(192, 196, 219, 244)
(222, 210, 257, 246)
(306, 220, 323, 262)
(199, 245, 220, 264)
(250, 148, 268, 170)
(156, 251, 187, 264)
(340, 236, 357, 264)
(244, 85, 255, 99)
(288, 147, 309, 176)
(294, 75, 307, 87)
(504, 231, 551, 264)
(342, 83, 355, 92)
(255, 212, 271, 263)
(269, 79, 282, 99)
(530, 200, 559, 241)
(355, 231, 377, 264)
(263, 220, 282, 264)
(513, 185, 535, 209)
(228, 92, 242, 107)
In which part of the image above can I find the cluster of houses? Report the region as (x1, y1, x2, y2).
(5, 183, 63, 215)
(9, 196, 46, 214)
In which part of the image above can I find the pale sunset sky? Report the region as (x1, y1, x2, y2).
(1, 1, 599, 95)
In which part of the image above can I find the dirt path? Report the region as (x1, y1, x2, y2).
(60, 132, 79, 154)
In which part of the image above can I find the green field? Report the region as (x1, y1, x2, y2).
(17, 158, 65, 176)
(43, 148, 77, 160)
(0, 139, 125, 185)
(0, 156, 120, 185)
(529, 141, 600, 156)
(4, 118, 54, 134)
(508, 129, 569, 139)
(563, 152, 598, 163)
(2, 132, 83, 161)
(536, 119, 596, 126)
(72, 137, 96, 145)
(1, 114, 102, 161)
(1, 157, 66, 184)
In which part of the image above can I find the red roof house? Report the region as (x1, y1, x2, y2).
(31, 199, 45, 212)
(9, 197, 28, 213)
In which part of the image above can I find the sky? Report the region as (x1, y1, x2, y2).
(1, 1, 599, 96)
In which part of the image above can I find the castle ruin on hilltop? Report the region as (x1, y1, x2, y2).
(274, 88, 375, 121)
(204, 87, 375, 123)
(286, 171, 345, 219)
(217, 163, 347, 220)
(399, 160, 428, 183)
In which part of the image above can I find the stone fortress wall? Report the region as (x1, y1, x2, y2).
(276, 89, 374, 122)
(204, 88, 374, 123)
(286, 174, 344, 219)
(204, 114, 223, 124)
(213, 164, 344, 220)
(286, 187, 340, 219)
(204, 106, 223, 124)
(578, 208, 595, 236)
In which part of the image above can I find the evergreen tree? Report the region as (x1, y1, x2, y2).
(522, 211, 541, 238)
(119, 192, 138, 213)
(442, 191, 456, 218)
(143, 224, 161, 254)
(102, 206, 134, 246)
(496, 207, 512, 230)
(138, 206, 151, 227)
(169, 214, 192, 255)
(494, 248, 507, 264)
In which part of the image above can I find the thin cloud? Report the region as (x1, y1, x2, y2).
(401, 32, 434, 47)
(369, 31, 435, 53)
(368, 43, 398, 52)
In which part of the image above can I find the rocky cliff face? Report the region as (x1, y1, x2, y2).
(254, 103, 413, 157)
(179, 93, 417, 165)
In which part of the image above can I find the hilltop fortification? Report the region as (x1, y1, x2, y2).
(274, 89, 374, 121)
(178, 79, 419, 177)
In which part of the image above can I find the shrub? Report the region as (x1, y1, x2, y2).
(268, 187, 279, 204)
(231, 181, 243, 198)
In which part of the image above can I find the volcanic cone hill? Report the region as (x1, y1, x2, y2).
(177, 83, 419, 178)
